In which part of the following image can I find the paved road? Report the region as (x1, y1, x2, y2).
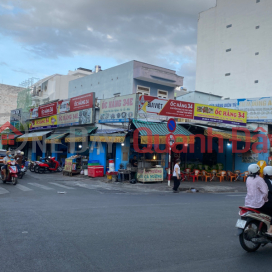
(0, 172, 270, 272)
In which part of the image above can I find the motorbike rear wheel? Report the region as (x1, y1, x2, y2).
(239, 220, 262, 252)
(34, 165, 39, 173)
(29, 164, 35, 172)
(11, 176, 17, 185)
(38, 167, 45, 174)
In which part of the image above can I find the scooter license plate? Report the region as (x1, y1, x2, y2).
(10, 166, 16, 171)
(236, 219, 247, 229)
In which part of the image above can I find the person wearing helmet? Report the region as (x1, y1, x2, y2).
(2, 151, 12, 180)
(263, 166, 272, 201)
(245, 164, 272, 236)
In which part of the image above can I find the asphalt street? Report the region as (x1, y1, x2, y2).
(0, 172, 271, 272)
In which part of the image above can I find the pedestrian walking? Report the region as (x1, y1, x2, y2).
(173, 159, 181, 193)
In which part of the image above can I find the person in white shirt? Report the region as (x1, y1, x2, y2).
(172, 159, 181, 193)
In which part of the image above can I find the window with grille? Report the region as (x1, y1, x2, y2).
(157, 90, 168, 99)
(137, 86, 150, 95)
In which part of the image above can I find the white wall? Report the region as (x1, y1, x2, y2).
(177, 91, 222, 104)
(196, 0, 272, 99)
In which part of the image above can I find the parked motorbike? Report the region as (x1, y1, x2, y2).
(36, 157, 62, 174)
(236, 206, 272, 252)
(29, 161, 40, 172)
(0, 159, 18, 185)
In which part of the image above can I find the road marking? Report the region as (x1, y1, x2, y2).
(49, 182, 75, 189)
(16, 184, 33, 192)
(28, 183, 53, 190)
(226, 195, 246, 197)
(0, 187, 9, 195)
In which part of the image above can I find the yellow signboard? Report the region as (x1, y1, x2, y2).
(194, 104, 247, 126)
(90, 135, 125, 143)
(29, 115, 58, 130)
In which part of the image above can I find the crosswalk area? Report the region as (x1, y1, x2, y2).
(0, 181, 127, 195)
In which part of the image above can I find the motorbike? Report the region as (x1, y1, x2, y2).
(236, 206, 272, 252)
(0, 159, 18, 185)
(29, 161, 40, 172)
(36, 157, 62, 174)
(18, 164, 27, 179)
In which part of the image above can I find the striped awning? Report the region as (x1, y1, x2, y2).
(132, 120, 194, 144)
(204, 129, 258, 143)
(45, 133, 68, 144)
(65, 127, 97, 143)
(17, 131, 52, 142)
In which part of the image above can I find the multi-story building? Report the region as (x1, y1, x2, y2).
(0, 83, 23, 126)
(31, 68, 93, 106)
(195, 0, 272, 98)
(68, 61, 184, 100)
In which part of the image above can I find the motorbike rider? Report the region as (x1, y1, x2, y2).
(2, 151, 19, 180)
(15, 151, 23, 171)
(245, 164, 272, 236)
(263, 166, 272, 202)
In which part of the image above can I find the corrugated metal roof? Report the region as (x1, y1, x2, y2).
(132, 120, 192, 136)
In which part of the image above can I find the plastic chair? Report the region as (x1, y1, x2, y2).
(189, 169, 201, 182)
(201, 170, 211, 182)
(217, 170, 227, 182)
(184, 168, 191, 180)
(241, 171, 249, 182)
(227, 171, 236, 182)
(210, 169, 218, 181)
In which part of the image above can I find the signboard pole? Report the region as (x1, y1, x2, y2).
(168, 147, 171, 187)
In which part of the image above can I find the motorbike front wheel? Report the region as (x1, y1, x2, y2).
(239, 220, 262, 252)
(34, 165, 39, 173)
(29, 164, 35, 172)
(12, 176, 17, 185)
(38, 167, 45, 174)
(57, 166, 63, 172)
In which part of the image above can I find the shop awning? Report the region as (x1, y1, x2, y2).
(16, 131, 52, 142)
(90, 133, 127, 143)
(65, 127, 97, 143)
(204, 128, 258, 143)
(45, 133, 68, 144)
(132, 120, 194, 144)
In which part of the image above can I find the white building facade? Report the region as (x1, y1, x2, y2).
(31, 68, 92, 106)
(195, 0, 272, 99)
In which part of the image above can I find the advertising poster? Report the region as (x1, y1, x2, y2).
(29, 115, 58, 130)
(10, 108, 22, 122)
(138, 95, 194, 119)
(99, 94, 136, 123)
(30, 107, 39, 119)
(209, 97, 272, 122)
(38, 102, 58, 118)
(57, 99, 70, 114)
(194, 104, 247, 126)
(57, 109, 93, 127)
(70, 93, 94, 112)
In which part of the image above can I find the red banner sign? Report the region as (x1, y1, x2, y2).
(138, 95, 194, 119)
(38, 102, 58, 118)
(70, 93, 94, 112)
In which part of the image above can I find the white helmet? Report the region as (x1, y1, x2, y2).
(263, 166, 272, 176)
(248, 164, 260, 175)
